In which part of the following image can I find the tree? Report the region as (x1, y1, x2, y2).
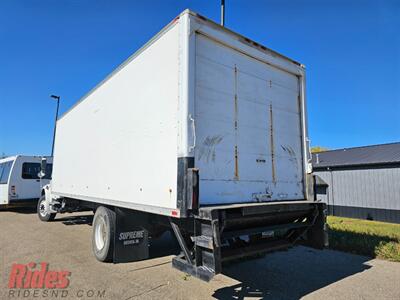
(311, 146, 329, 153)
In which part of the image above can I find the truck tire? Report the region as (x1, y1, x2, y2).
(92, 206, 115, 262)
(37, 195, 56, 222)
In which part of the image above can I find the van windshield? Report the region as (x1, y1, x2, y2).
(0, 161, 14, 184)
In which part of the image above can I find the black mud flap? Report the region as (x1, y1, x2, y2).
(113, 207, 149, 263)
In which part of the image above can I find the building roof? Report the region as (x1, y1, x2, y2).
(312, 142, 400, 169)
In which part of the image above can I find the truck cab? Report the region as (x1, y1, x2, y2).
(0, 155, 53, 208)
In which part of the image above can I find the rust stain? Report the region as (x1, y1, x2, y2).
(234, 65, 239, 180)
(234, 145, 239, 180)
(234, 65, 238, 130)
(269, 103, 276, 184)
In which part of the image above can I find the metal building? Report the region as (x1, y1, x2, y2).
(313, 142, 400, 223)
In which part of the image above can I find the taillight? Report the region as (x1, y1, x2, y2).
(11, 185, 16, 195)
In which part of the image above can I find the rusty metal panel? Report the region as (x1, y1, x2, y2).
(194, 34, 305, 205)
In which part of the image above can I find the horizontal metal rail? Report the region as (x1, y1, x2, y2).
(221, 240, 292, 262)
(222, 222, 311, 239)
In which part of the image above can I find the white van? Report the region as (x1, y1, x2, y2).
(0, 155, 53, 208)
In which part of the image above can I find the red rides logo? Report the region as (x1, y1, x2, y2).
(8, 262, 71, 289)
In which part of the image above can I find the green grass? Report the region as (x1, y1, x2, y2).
(327, 216, 400, 262)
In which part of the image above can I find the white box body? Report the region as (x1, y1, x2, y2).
(51, 10, 311, 217)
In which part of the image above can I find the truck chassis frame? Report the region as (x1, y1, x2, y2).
(44, 192, 327, 281)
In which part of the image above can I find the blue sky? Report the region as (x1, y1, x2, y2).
(0, 0, 399, 156)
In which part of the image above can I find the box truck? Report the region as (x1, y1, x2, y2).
(38, 10, 327, 281)
(0, 155, 52, 208)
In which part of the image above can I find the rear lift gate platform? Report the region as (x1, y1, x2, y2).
(171, 201, 327, 281)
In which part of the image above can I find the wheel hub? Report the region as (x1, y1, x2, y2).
(95, 216, 107, 251)
(39, 200, 47, 217)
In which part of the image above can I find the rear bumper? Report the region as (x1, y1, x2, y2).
(171, 200, 328, 281)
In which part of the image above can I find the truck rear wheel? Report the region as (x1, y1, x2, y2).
(92, 206, 115, 262)
(37, 196, 56, 222)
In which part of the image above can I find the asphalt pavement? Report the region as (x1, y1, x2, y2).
(1, 208, 399, 300)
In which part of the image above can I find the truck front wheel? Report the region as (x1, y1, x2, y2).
(37, 196, 56, 222)
(92, 206, 115, 262)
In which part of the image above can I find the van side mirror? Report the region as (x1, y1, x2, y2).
(38, 157, 47, 179)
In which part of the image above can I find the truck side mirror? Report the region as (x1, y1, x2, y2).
(38, 157, 47, 179)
